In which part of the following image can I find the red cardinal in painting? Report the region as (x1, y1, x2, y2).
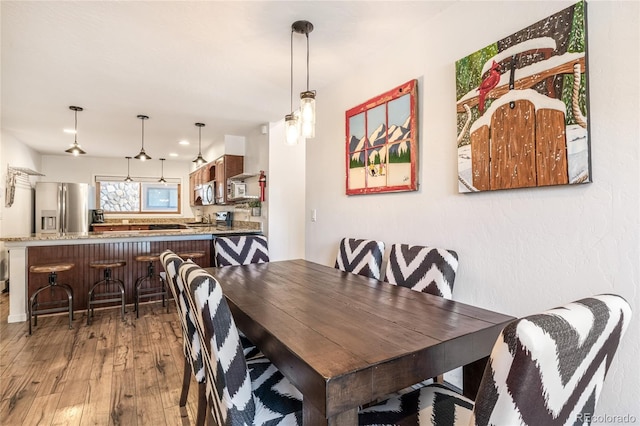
(477, 60, 501, 115)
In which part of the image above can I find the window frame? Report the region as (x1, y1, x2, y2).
(95, 177, 182, 215)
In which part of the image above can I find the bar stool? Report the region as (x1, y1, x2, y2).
(134, 254, 168, 318)
(87, 260, 126, 325)
(28, 262, 75, 335)
(177, 251, 206, 262)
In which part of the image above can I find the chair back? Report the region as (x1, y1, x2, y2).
(179, 262, 255, 425)
(334, 238, 385, 280)
(160, 250, 205, 383)
(214, 235, 269, 266)
(472, 294, 632, 426)
(384, 244, 458, 299)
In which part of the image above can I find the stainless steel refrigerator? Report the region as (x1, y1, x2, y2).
(35, 182, 93, 233)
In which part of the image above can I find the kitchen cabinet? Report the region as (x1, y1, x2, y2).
(188, 164, 214, 206)
(212, 155, 243, 205)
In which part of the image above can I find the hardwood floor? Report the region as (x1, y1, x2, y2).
(0, 293, 198, 425)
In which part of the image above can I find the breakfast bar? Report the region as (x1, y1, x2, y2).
(1, 225, 261, 323)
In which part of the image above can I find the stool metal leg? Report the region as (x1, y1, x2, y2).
(87, 268, 126, 325)
(135, 260, 168, 318)
(28, 272, 74, 335)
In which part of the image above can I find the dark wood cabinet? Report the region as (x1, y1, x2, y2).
(92, 224, 150, 232)
(188, 164, 213, 206)
(92, 224, 132, 232)
(188, 155, 243, 206)
(213, 155, 243, 205)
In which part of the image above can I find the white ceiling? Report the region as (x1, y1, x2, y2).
(1, 1, 454, 161)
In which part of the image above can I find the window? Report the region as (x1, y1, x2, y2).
(96, 178, 181, 214)
(143, 184, 178, 211)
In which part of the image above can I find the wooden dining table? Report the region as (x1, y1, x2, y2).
(204, 259, 515, 426)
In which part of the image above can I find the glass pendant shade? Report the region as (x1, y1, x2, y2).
(300, 91, 316, 138)
(65, 106, 86, 156)
(285, 113, 299, 145)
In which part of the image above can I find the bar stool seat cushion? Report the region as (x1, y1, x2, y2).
(177, 251, 206, 260)
(135, 254, 161, 262)
(89, 260, 126, 269)
(30, 262, 74, 273)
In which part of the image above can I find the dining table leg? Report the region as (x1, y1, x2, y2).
(303, 402, 358, 426)
(462, 355, 489, 400)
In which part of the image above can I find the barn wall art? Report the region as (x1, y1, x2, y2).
(456, 1, 590, 193)
(345, 80, 418, 195)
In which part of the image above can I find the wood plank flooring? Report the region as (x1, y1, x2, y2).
(0, 293, 198, 425)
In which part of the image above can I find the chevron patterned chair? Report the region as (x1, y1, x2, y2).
(180, 262, 303, 426)
(384, 244, 459, 299)
(335, 237, 385, 280)
(214, 235, 269, 267)
(161, 250, 262, 425)
(160, 250, 207, 424)
(358, 294, 632, 425)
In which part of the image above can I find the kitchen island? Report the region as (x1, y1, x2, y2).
(1, 225, 261, 323)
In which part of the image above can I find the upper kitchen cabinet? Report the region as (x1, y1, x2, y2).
(188, 164, 213, 206)
(213, 155, 243, 205)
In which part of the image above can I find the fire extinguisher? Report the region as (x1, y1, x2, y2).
(258, 170, 266, 202)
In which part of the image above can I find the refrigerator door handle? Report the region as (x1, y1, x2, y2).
(60, 184, 66, 233)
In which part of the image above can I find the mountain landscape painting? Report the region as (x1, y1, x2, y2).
(456, 0, 590, 193)
(346, 80, 418, 195)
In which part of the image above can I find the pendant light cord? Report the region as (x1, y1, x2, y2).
(141, 119, 145, 149)
(290, 27, 294, 112)
(74, 110, 78, 144)
(306, 31, 310, 91)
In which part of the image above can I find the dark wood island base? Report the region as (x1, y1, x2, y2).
(26, 239, 212, 312)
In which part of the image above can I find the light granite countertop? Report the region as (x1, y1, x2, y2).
(0, 226, 261, 243)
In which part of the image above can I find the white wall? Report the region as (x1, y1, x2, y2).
(306, 0, 639, 418)
(268, 120, 305, 261)
(40, 154, 194, 218)
(0, 135, 42, 287)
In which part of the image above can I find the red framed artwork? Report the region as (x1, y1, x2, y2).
(345, 79, 418, 195)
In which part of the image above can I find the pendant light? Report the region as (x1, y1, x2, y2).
(124, 156, 133, 182)
(294, 20, 316, 139)
(193, 123, 207, 166)
(134, 115, 151, 160)
(65, 106, 86, 155)
(284, 22, 300, 146)
(158, 158, 167, 184)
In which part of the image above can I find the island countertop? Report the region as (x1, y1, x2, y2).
(1, 224, 262, 323)
(0, 226, 261, 243)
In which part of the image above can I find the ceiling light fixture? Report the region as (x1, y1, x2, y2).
(134, 114, 151, 160)
(159, 158, 167, 184)
(294, 20, 316, 139)
(193, 123, 207, 166)
(65, 106, 86, 156)
(284, 23, 300, 145)
(124, 156, 133, 182)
